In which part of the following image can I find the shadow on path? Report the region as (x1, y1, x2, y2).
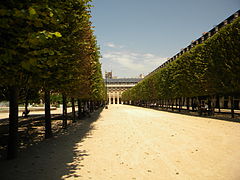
(148, 106, 240, 123)
(0, 108, 103, 180)
(0, 114, 71, 159)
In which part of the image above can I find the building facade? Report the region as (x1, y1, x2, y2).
(105, 72, 142, 104)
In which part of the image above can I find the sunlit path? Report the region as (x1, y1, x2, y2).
(72, 104, 240, 180)
(1, 104, 240, 180)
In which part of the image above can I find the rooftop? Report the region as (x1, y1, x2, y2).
(105, 78, 142, 83)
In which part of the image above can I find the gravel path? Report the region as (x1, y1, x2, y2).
(1, 104, 240, 180)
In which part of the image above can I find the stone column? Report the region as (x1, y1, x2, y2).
(117, 92, 120, 104)
(113, 92, 115, 104)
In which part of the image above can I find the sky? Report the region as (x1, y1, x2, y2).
(90, 0, 240, 78)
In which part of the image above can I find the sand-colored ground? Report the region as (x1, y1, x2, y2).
(1, 104, 240, 180)
(0, 107, 73, 120)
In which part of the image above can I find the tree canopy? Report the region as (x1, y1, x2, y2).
(122, 17, 240, 102)
(0, 0, 106, 159)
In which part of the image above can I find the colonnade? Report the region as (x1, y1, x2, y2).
(107, 92, 123, 104)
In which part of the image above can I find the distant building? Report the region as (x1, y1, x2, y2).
(105, 71, 112, 79)
(105, 72, 143, 104)
(139, 74, 145, 78)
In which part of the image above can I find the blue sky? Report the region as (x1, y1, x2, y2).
(90, 0, 240, 78)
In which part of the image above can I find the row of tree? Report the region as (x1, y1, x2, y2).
(122, 17, 240, 115)
(0, 0, 106, 159)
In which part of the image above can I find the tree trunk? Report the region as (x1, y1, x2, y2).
(71, 98, 76, 123)
(87, 101, 90, 112)
(186, 97, 190, 111)
(62, 94, 67, 129)
(7, 86, 19, 159)
(44, 90, 52, 139)
(77, 99, 82, 119)
(217, 95, 221, 113)
(211, 95, 215, 116)
(24, 97, 29, 117)
(191, 97, 194, 111)
(90, 100, 93, 113)
(178, 98, 181, 112)
(230, 95, 234, 118)
(182, 97, 185, 111)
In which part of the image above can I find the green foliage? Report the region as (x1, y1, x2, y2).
(205, 18, 240, 95)
(122, 17, 240, 102)
(50, 93, 62, 105)
(0, 0, 105, 102)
